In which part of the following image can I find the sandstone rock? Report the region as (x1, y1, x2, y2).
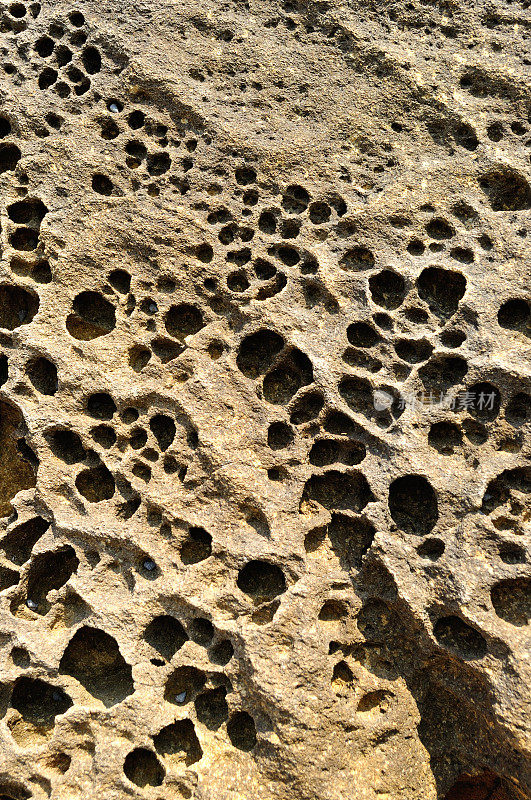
(0, 1, 529, 798)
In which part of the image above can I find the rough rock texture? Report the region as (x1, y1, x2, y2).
(0, 0, 530, 798)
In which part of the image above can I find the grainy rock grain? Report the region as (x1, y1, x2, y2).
(0, 0, 529, 798)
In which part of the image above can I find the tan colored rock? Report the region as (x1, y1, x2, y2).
(0, 1, 529, 799)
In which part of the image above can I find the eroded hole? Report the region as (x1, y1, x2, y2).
(194, 686, 228, 730)
(465, 382, 501, 421)
(165, 666, 205, 705)
(23, 545, 79, 615)
(0, 565, 19, 592)
(309, 438, 366, 467)
(9, 228, 40, 251)
(75, 464, 115, 502)
(491, 578, 530, 626)
(433, 615, 487, 659)
(425, 218, 455, 239)
(147, 152, 171, 176)
(454, 122, 478, 151)
(418, 355, 468, 392)
(339, 375, 401, 427)
(0, 285, 39, 330)
(301, 470, 374, 513)
(59, 626, 134, 706)
(428, 422, 462, 454)
(189, 617, 214, 646)
(194, 243, 213, 262)
(90, 425, 116, 448)
(236, 166, 257, 185)
(227, 711, 257, 751)
(444, 773, 512, 800)
(0, 400, 37, 518)
(498, 298, 530, 336)
(357, 689, 393, 715)
(123, 748, 164, 788)
(7, 198, 47, 226)
(289, 391, 324, 424)
(0, 116, 11, 138)
(480, 167, 531, 211)
(263, 348, 313, 405)
(227, 269, 249, 292)
(209, 639, 234, 665)
(128, 344, 150, 372)
(407, 239, 425, 256)
(440, 329, 466, 348)
(332, 660, 354, 693)
(153, 720, 203, 766)
(282, 184, 309, 214)
(481, 467, 530, 515)
(69, 10, 85, 26)
(165, 303, 204, 341)
(1, 516, 49, 565)
(309, 201, 331, 224)
(180, 527, 212, 564)
(369, 270, 406, 309)
(0, 354, 7, 387)
(9, 677, 71, 745)
(35, 35, 54, 56)
(149, 415, 176, 451)
(47, 429, 86, 464)
(82, 46, 101, 74)
(319, 599, 347, 621)
(417, 267, 466, 319)
(347, 322, 381, 348)
(394, 338, 433, 363)
(506, 392, 531, 427)
(417, 538, 445, 560)
(10, 647, 30, 667)
(66, 292, 116, 340)
(327, 512, 375, 569)
(108, 269, 131, 293)
(91, 174, 113, 195)
(499, 543, 525, 565)
(340, 246, 375, 271)
(87, 392, 116, 420)
(236, 329, 284, 378)
(388, 475, 438, 535)
(151, 337, 183, 362)
(26, 357, 57, 395)
(237, 560, 286, 604)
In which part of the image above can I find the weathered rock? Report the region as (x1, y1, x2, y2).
(0, 1, 529, 798)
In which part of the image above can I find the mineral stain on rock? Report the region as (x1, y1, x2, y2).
(0, 1, 529, 799)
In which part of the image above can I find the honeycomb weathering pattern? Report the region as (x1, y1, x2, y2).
(0, 0, 529, 798)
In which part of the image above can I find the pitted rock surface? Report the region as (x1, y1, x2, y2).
(0, 1, 529, 799)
